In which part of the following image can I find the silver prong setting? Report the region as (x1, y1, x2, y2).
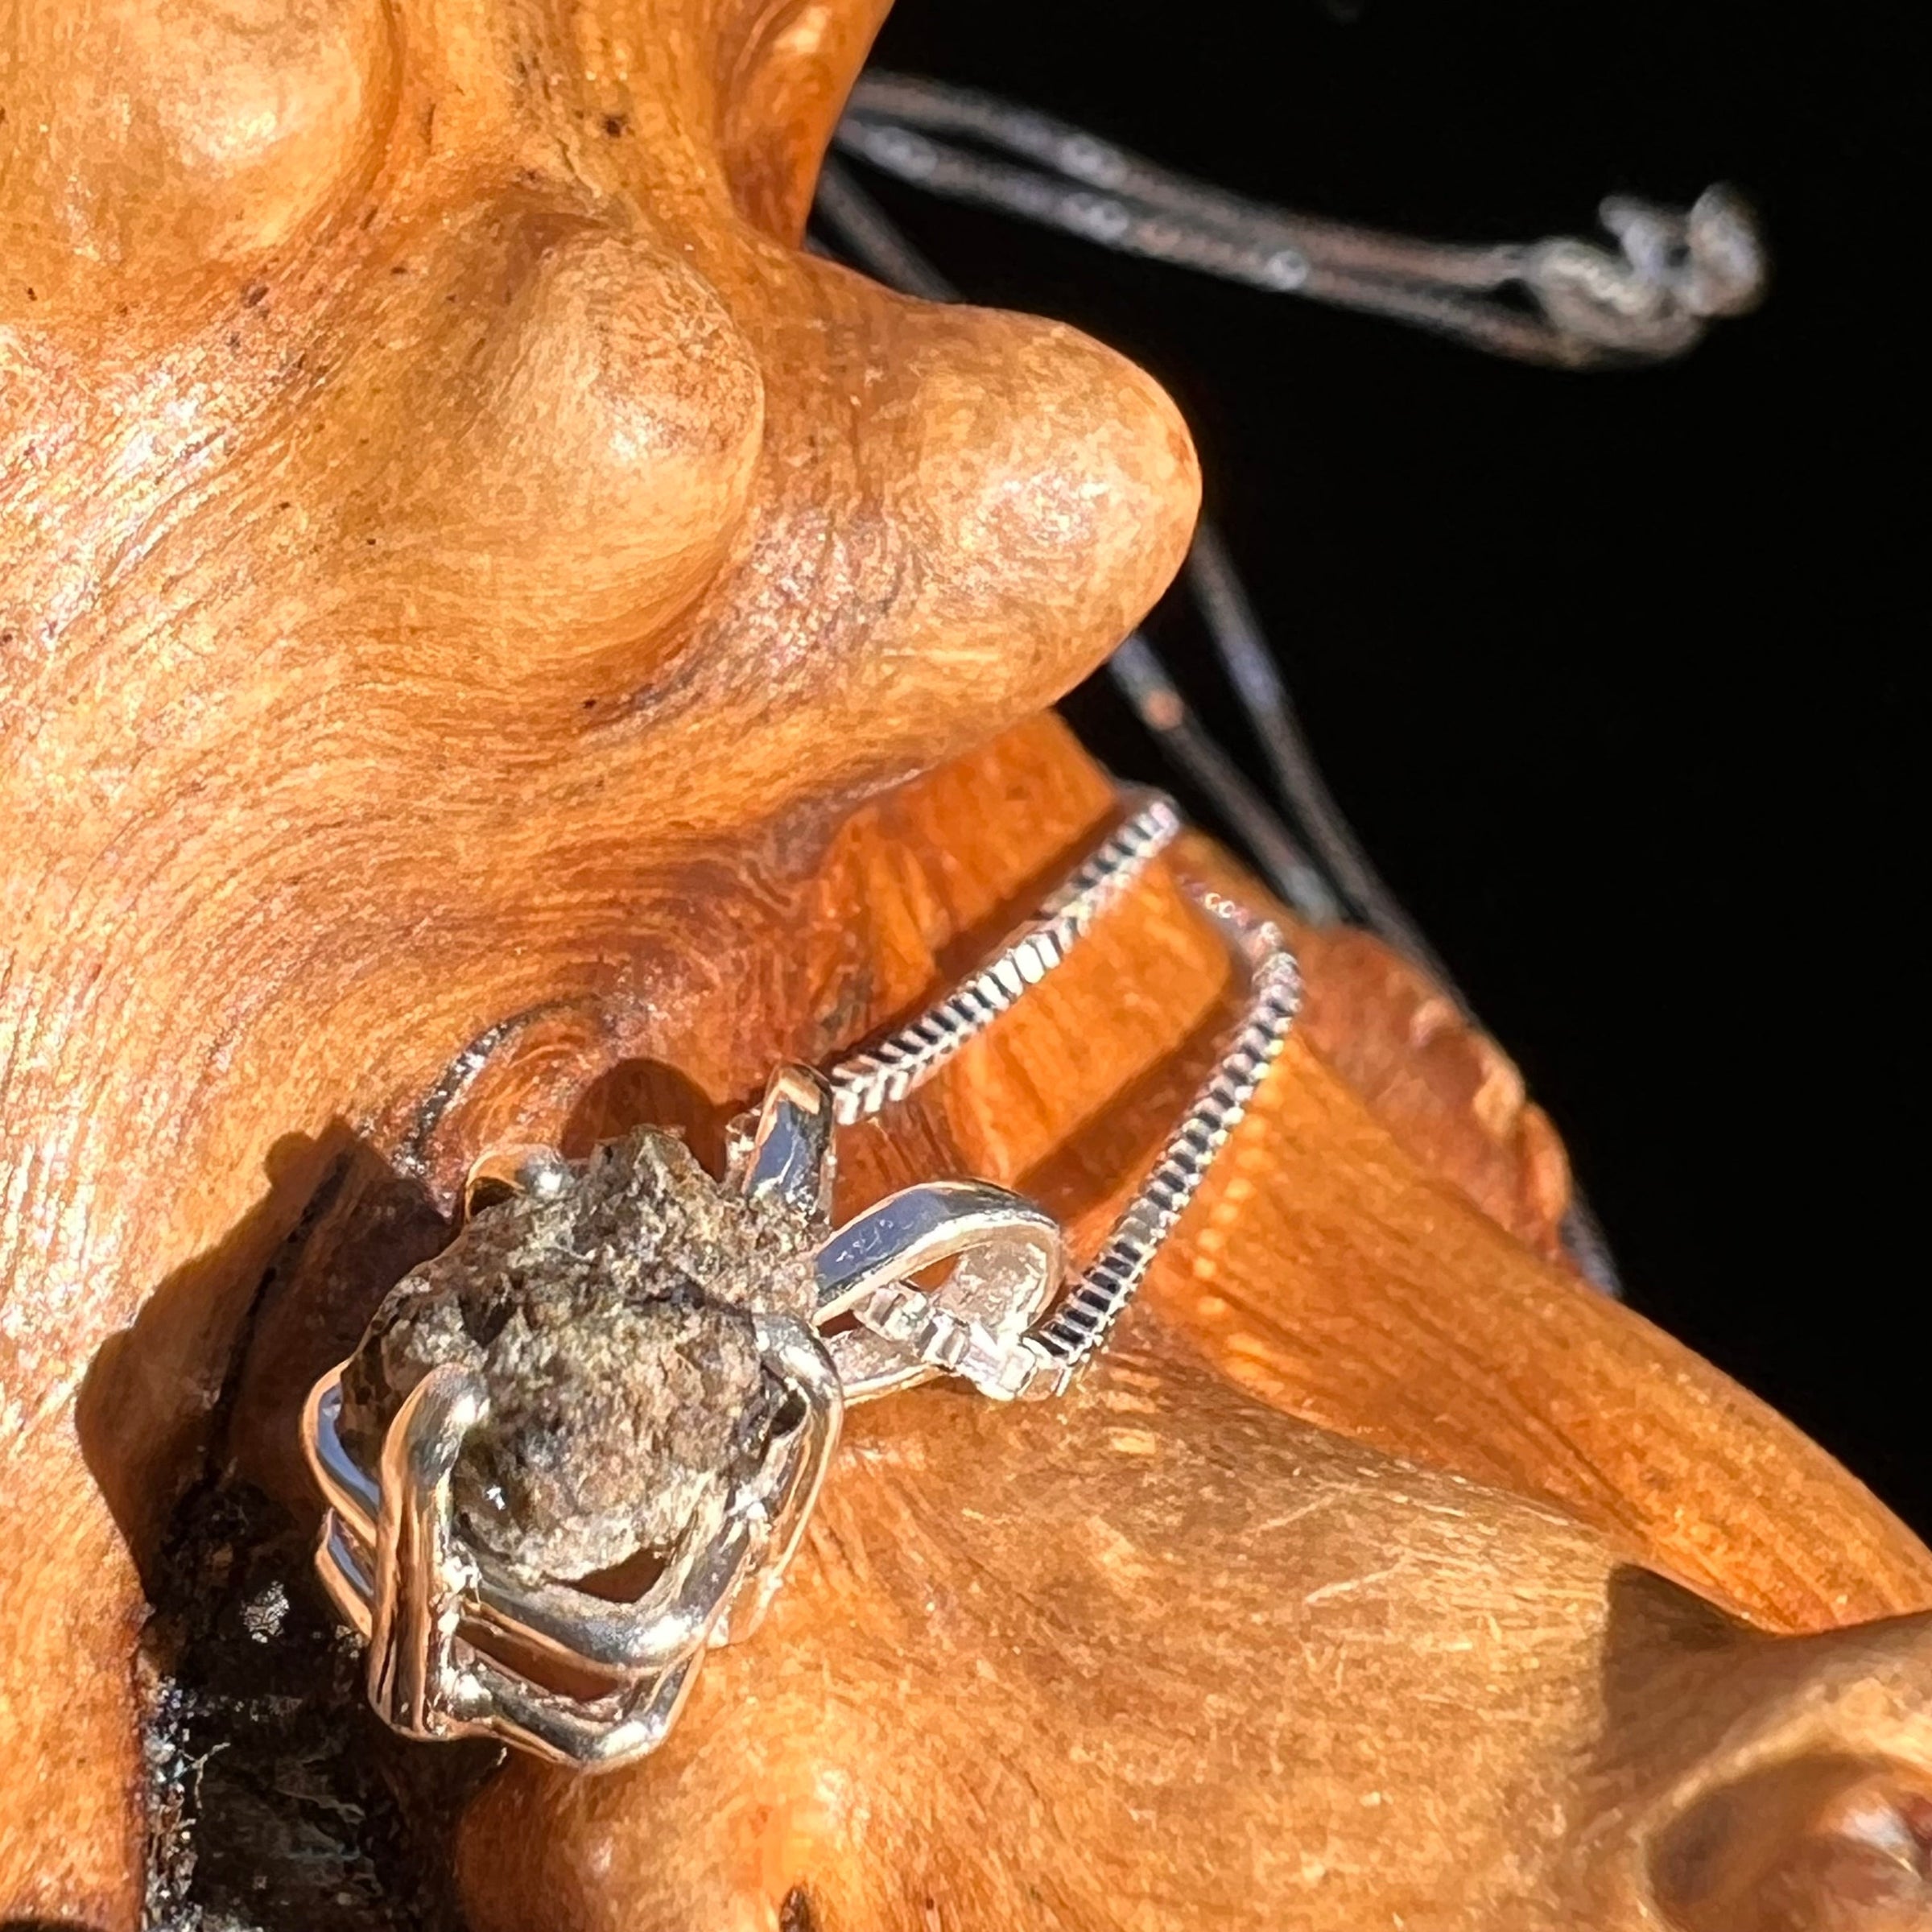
(739, 1063, 838, 1225)
(299, 1315, 843, 1769)
(302, 791, 1303, 1769)
(462, 1144, 573, 1220)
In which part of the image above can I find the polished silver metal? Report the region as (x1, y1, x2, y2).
(305, 1306, 841, 1767)
(1022, 886, 1300, 1389)
(302, 792, 1299, 1767)
(824, 787, 1181, 1125)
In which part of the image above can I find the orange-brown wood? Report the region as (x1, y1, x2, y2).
(3, 4, 1928, 1928)
(1, 0, 1193, 1915)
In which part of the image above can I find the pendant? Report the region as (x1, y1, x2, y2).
(300, 1063, 1063, 1769)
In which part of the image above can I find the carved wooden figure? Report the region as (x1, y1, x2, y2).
(1, 3, 1926, 1929)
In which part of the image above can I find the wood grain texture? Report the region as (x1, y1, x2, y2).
(456, 1350, 1932, 1932)
(1, 0, 1194, 1914)
(200, 716, 1932, 1931)
(2, 2, 1928, 1927)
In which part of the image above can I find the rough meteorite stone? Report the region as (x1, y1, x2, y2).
(338, 1129, 818, 1585)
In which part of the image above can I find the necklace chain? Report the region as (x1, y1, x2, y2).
(826, 791, 1183, 1124)
(826, 791, 1302, 1397)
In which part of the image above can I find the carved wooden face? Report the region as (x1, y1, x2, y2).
(2, 3, 1928, 1930)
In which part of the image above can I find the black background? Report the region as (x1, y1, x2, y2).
(857, 3, 1922, 1530)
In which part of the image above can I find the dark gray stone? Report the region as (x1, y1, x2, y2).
(338, 1129, 817, 1585)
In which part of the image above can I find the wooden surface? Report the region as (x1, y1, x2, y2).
(3, 3, 1930, 1927)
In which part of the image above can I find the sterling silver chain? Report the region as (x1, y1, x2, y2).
(304, 799, 1302, 1764)
(813, 75, 1648, 1297)
(824, 791, 1301, 1397)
